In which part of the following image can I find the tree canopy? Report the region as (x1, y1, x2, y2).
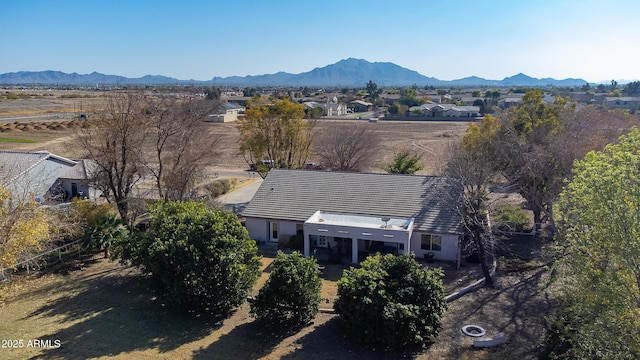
(0, 188, 50, 269)
(385, 150, 424, 174)
(237, 97, 315, 178)
(549, 128, 640, 358)
(250, 251, 321, 327)
(334, 254, 447, 349)
(118, 200, 261, 317)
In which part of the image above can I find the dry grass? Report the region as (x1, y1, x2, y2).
(0, 243, 552, 360)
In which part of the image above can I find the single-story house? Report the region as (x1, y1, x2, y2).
(206, 102, 245, 123)
(408, 103, 480, 119)
(349, 100, 373, 112)
(242, 169, 464, 265)
(0, 150, 98, 202)
(605, 96, 640, 111)
(53, 159, 100, 200)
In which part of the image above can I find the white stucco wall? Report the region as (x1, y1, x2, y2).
(244, 217, 302, 243)
(409, 232, 459, 262)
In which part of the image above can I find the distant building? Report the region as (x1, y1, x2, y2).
(206, 102, 245, 123)
(349, 100, 373, 112)
(303, 101, 347, 117)
(605, 97, 640, 111)
(408, 103, 481, 119)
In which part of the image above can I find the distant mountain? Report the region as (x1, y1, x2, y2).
(211, 58, 444, 87)
(0, 70, 184, 86)
(0, 59, 588, 87)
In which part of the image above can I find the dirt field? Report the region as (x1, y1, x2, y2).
(0, 243, 552, 360)
(0, 91, 468, 174)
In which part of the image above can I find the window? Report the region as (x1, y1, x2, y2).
(421, 234, 442, 251)
(296, 223, 304, 235)
(318, 236, 327, 247)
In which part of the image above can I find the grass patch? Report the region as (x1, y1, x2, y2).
(0, 137, 38, 143)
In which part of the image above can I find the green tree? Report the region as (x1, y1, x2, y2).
(238, 98, 316, 178)
(385, 150, 423, 174)
(399, 87, 424, 107)
(83, 215, 128, 258)
(334, 254, 447, 349)
(623, 80, 640, 95)
(118, 201, 261, 316)
(365, 80, 382, 104)
(608, 88, 622, 97)
(204, 86, 221, 100)
(472, 90, 482, 97)
(250, 251, 321, 327)
(549, 128, 640, 359)
(499, 90, 575, 228)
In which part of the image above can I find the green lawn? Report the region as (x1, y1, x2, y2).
(0, 137, 38, 143)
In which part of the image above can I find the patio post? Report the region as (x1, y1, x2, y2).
(303, 231, 310, 258)
(351, 237, 358, 263)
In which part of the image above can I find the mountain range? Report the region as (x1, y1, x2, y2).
(0, 58, 588, 87)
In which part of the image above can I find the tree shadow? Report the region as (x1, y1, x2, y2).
(280, 316, 431, 360)
(447, 266, 554, 358)
(23, 264, 222, 359)
(191, 317, 302, 360)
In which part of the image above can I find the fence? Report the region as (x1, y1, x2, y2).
(0, 239, 83, 280)
(491, 221, 541, 236)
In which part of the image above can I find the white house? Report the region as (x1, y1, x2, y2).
(242, 169, 464, 265)
(303, 101, 348, 117)
(0, 150, 99, 202)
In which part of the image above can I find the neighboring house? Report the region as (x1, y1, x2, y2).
(408, 103, 481, 119)
(53, 159, 100, 200)
(206, 102, 245, 123)
(242, 169, 464, 265)
(349, 100, 373, 112)
(605, 96, 640, 111)
(303, 101, 347, 116)
(0, 150, 97, 202)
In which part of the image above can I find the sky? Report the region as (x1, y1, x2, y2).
(2, 0, 639, 83)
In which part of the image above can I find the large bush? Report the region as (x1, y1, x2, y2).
(334, 254, 447, 349)
(250, 251, 321, 326)
(492, 203, 531, 232)
(119, 200, 261, 317)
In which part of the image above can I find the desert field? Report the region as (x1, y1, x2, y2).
(0, 91, 470, 175)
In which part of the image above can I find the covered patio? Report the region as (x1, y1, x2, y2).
(303, 211, 415, 264)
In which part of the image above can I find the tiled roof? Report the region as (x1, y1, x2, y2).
(0, 150, 77, 199)
(242, 169, 464, 234)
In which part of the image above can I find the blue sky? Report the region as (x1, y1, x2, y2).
(2, 0, 638, 83)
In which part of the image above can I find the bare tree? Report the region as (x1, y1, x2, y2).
(144, 96, 222, 201)
(77, 91, 148, 224)
(315, 122, 381, 172)
(443, 116, 502, 287)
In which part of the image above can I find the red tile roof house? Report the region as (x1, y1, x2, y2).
(241, 169, 464, 266)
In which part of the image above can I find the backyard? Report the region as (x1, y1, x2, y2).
(0, 236, 553, 360)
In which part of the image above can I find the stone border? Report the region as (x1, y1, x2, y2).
(445, 259, 496, 303)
